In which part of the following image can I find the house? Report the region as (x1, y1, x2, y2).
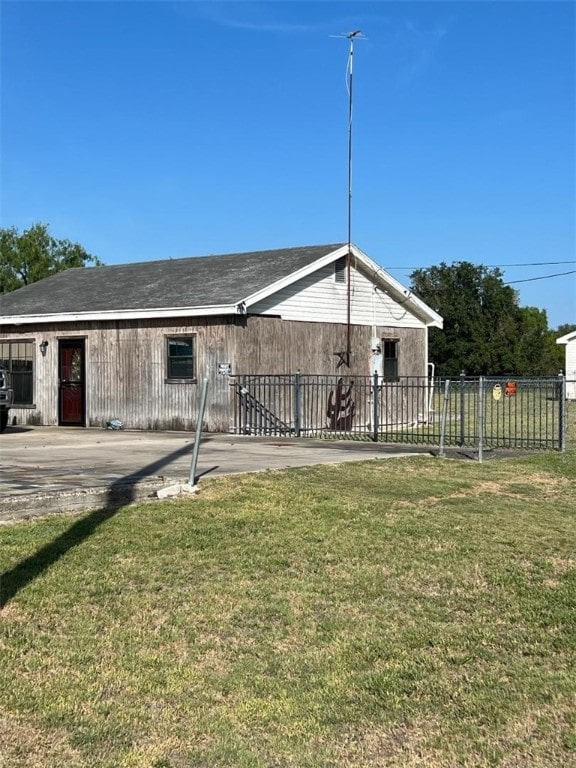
(0, 243, 443, 431)
(556, 330, 576, 400)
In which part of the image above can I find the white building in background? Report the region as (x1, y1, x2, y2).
(557, 330, 576, 400)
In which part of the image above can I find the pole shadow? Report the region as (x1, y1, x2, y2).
(1, 440, 197, 609)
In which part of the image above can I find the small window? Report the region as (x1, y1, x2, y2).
(166, 336, 196, 380)
(0, 340, 34, 405)
(334, 256, 347, 284)
(382, 339, 399, 380)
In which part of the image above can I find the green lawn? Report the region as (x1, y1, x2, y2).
(1, 451, 575, 767)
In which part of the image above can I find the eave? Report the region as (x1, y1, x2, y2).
(0, 303, 240, 326)
(556, 331, 576, 345)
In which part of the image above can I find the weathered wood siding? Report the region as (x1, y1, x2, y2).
(1, 317, 426, 431)
(232, 318, 426, 377)
(251, 262, 426, 328)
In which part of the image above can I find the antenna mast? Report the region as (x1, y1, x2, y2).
(346, 30, 362, 257)
(334, 30, 364, 368)
(330, 29, 364, 368)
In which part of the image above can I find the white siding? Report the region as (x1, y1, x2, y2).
(250, 263, 426, 328)
(565, 339, 576, 399)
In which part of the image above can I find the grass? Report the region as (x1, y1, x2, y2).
(1, 450, 575, 767)
(428, 385, 572, 450)
(320, 390, 575, 451)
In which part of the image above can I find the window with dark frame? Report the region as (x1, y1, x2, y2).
(166, 336, 196, 381)
(382, 339, 399, 380)
(0, 340, 34, 405)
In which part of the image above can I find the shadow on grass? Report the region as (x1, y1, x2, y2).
(0, 440, 201, 609)
(0, 507, 120, 609)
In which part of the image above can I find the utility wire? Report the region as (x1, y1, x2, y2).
(386, 260, 576, 270)
(504, 269, 576, 285)
(493, 261, 576, 267)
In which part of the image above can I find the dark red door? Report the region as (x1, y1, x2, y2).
(58, 340, 86, 426)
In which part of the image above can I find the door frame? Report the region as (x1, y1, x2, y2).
(58, 338, 86, 426)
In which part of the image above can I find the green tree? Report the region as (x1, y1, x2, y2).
(410, 261, 523, 376)
(554, 323, 576, 338)
(411, 262, 569, 376)
(515, 306, 559, 375)
(0, 223, 102, 294)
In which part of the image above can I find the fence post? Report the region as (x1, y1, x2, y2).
(241, 380, 249, 435)
(294, 370, 301, 437)
(477, 376, 484, 463)
(372, 371, 379, 442)
(439, 379, 451, 457)
(558, 372, 566, 452)
(459, 370, 466, 446)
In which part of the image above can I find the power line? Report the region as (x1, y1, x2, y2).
(504, 269, 576, 285)
(494, 261, 576, 267)
(386, 260, 576, 270)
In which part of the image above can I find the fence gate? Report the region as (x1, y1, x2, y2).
(232, 374, 567, 452)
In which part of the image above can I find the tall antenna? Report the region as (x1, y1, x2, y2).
(332, 30, 365, 368)
(345, 30, 362, 254)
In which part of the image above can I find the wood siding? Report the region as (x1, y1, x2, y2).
(1, 318, 427, 431)
(251, 262, 426, 328)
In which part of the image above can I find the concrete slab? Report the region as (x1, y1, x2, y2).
(0, 426, 430, 521)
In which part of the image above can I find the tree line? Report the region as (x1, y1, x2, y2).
(410, 262, 574, 376)
(1, 223, 573, 376)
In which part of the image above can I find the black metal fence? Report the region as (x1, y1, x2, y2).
(233, 373, 568, 452)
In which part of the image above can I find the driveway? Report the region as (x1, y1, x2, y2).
(1, 426, 429, 521)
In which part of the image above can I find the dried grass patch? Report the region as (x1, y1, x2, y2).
(0, 711, 81, 768)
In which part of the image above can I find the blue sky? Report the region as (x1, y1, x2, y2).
(1, 1, 575, 329)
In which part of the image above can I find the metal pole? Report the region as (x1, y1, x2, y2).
(345, 32, 359, 365)
(459, 370, 465, 446)
(188, 379, 209, 486)
(438, 379, 451, 457)
(477, 376, 484, 463)
(294, 371, 301, 437)
(372, 371, 379, 442)
(427, 362, 435, 424)
(558, 372, 566, 452)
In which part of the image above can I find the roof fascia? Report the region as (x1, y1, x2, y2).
(0, 304, 238, 326)
(352, 246, 444, 329)
(556, 331, 576, 344)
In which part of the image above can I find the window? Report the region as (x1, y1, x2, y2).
(382, 339, 399, 380)
(334, 256, 347, 284)
(166, 335, 196, 380)
(0, 340, 34, 405)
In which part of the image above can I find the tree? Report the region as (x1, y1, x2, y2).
(0, 223, 102, 294)
(410, 262, 522, 376)
(513, 306, 576, 376)
(410, 261, 565, 376)
(554, 323, 576, 339)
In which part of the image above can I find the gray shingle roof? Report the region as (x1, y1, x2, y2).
(0, 244, 344, 317)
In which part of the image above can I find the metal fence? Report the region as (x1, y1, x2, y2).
(233, 373, 568, 452)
